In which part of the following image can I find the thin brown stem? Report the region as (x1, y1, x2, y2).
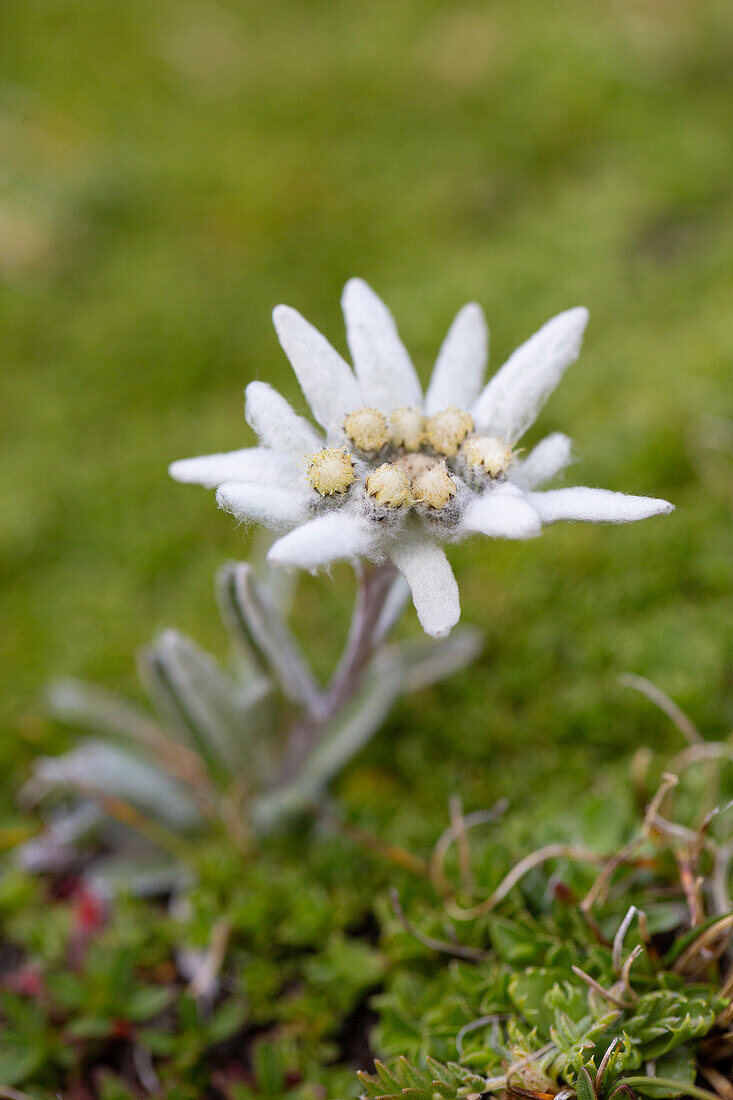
(699, 1065, 733, 1100)
(448, 844, 605, 921)
(612, 906, 639, 974)
(619, 944, 643, 1003)
(675, 848, 706, 927)
(430, 802, 509, 898)
(571, 964, 630, 1009)
(581, 774, 681, 924)
(389, 888, 487, 961)
(449, 795, 475, 897)
(322, 810, 428, 877)
(674, 914, 733, 978)
(580, 836, 643, 917)
(619, 673, 702, 745)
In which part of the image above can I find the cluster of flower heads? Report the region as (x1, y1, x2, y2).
(171, 279, 673, 637)
(306, 403, 513, 522)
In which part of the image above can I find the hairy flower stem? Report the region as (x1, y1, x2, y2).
(277, 560, 398, 782)
(325, 560, 398, 715)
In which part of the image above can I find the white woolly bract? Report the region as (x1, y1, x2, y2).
(272, 304, 362, 432)
(471, 307, 589, 442)
(267, 512, 376, 570)
(462, 484, 541, 539)
(168, 446, 297, 490)
(245, 381, 323, 458)
(513, 432, 573, 489)
(342, 278, 423, 413)
(528, 487, 674, 524)
(424, 302, 488, 416)
(389, 539, 460, 638)
(216, 481, 308, 530)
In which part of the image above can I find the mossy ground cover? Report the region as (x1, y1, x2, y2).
(1, 2, 732, 1096)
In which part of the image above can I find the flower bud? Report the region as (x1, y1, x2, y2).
(425, 407, 474, 456)
(306, 446, 355, 496)
(411, 459, 456, 509)
(343, 407, 389, 453)
(365, 463, 412, 508)
(461, 434, 513, 479)
(395, 452, 435, 479)
(389, 406, 425, 452)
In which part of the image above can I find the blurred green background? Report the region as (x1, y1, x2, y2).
(2, 0, 732, 818)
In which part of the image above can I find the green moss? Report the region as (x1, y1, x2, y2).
(1, 1, 732, 1094)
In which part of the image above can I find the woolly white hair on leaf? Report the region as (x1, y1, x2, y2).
(389, 539, 460, 638)
(169, 447, 297, 490)
(272, 305, 362, 433)
(267, 512, 376, 571)
(528, 486, 674, 524)
(513, 432, 573, 490)
(245, 381, 323, 458)
(342, 278, 423, 414)
(373, 574, 411, 645)
(31, 742, 198, 830)
(461, 484, 542, 540)
(424, 302, 488, 416)
(472, 307, 589, 443)
(216, 481, 309, 531)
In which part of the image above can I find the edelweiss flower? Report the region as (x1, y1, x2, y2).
(170, 280, 673, 637)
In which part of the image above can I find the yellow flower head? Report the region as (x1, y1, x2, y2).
(365, 463, 412, 508)
(411, 459, 457, 509)
(425, 407, 474, 457)
(306, 447, 355, 496)
(343, 407, 389, 453)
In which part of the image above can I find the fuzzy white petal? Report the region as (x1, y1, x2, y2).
(216, 481, 308, 530)
(528, 487, 674, 524)
(245, 381, 323, 458)
(472, 307, 589, 442)
(169, 447, 297, 490)
(267, 512, 376, 571)
(424, 303, 488, 415)
(512, 432, 573, 490)
(389, 540, 460, 638)
(272, 305, 362, 432)
(461, 484, 542, 540)
(342, 278, 423, 413)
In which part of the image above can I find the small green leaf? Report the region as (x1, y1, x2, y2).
(66, 1015, 114, 1040)
(0, 1043, 46, 1086)
(95, 1071, 139, 1100)
(627, 1046, 696, 1097)
(576, 1065, 596, 1100)
(491, 917, 549, 965)
(126, 984, 172, 1020)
